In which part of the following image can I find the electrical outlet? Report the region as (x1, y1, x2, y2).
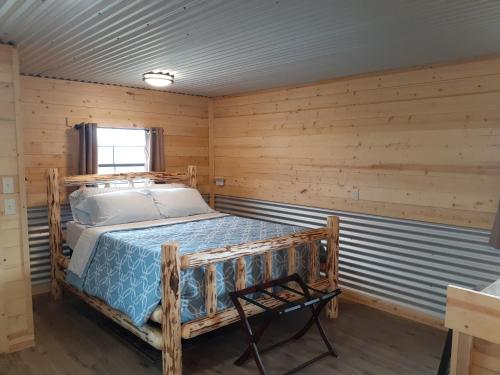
(4, 198, 16, 215)
(351, 188, 359, 201)
(214, 177, 225, 187)
(2, 176, 14, 194)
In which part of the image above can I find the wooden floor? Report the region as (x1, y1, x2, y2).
(0, 294, 446, 375)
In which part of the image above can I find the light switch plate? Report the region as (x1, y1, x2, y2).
(2, 176, 14, 194)
(4, 198, 16, 215)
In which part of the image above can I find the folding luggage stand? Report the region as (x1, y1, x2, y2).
(230, 273, 342, 375)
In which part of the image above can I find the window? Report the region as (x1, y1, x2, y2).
(97, 128, 147, 174)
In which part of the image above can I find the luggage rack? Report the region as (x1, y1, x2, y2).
(229, 273, 342, 375)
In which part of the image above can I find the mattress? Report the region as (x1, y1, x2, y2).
(66, 220, 88, 249)
(66, 215, 315, 327)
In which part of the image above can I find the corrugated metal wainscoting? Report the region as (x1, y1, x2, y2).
(28, 205, 72, 286)
(28, 196, 499, 319)
(215, 195, 500, 319)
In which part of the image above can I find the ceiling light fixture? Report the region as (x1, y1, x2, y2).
(143, 71, 174, 87)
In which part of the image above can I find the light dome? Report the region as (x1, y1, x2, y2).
(143, 71, 174, 87)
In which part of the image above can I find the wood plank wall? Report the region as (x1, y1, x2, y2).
(471, 338, 500, 374)
(20, 76, 209, 207)
(212, 57, 500, 229)
(0, 44, 34, 353)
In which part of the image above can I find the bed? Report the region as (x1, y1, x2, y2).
(47, 165, 340, 375)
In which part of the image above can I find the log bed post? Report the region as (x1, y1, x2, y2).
(326, 216, 340, 319)
(161, 243, 182, 375)
(205, 264, 217, 317)
(308, 241, 319, 283)
(47, 168, 63, 300)
(236, 257, 247, 291)
(187, 165, 197, 189)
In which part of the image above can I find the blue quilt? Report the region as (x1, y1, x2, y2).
(67, 215, 314, 326)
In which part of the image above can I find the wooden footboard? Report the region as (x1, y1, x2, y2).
(179, 219, 339, 337)
(161, 215, 340, 373)
(46, 165, 340, 375)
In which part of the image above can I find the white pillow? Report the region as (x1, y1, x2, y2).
(75, 190, 161, 226)
(70, 185, 137, 223)
(69, 183, 186, 223)
(150, 188, 213, 218)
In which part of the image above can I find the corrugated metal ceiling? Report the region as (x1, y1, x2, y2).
(1, 0, 500, 96)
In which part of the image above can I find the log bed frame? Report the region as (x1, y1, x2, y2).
(46, 165, 340, 375)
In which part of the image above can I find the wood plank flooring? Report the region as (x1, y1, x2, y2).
(0, 294, 446, 374)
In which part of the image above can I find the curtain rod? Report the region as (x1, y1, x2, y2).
(73, 124, 151, 132)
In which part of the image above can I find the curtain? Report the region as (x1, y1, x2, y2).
(491, 199, 500, 249)
(146, 127, 165, 172)
(77, 123, 98, 174)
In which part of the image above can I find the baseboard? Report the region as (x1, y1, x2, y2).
(31, 282, 50, 296)
(341, 287, 446, 331)
(8, 333, 35, 352)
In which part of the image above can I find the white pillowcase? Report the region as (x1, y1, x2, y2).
(70, 185, 137, 223)
(69, 183, 187, 224)
(75, 190, 161, 226)
(150, 188, 213, 218)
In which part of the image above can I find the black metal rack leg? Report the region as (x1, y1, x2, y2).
(310, 302, 338, 357)
(251, 341, 268, 375)
(234, 313, 276, 366)
(229, 273, 341, 375)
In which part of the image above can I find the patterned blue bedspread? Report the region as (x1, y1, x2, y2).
(67, 215, 314, 326)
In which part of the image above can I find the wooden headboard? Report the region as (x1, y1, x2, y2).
(59, 165, 197, 188)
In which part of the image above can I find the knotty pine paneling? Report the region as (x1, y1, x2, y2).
(0, 45, 34, 353)
(471, 338, 500, 375)
(212, 57, 500, 229)
(20, 77, 209, 206)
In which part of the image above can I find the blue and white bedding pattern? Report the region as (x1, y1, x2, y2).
(66, 215, 314, 326)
